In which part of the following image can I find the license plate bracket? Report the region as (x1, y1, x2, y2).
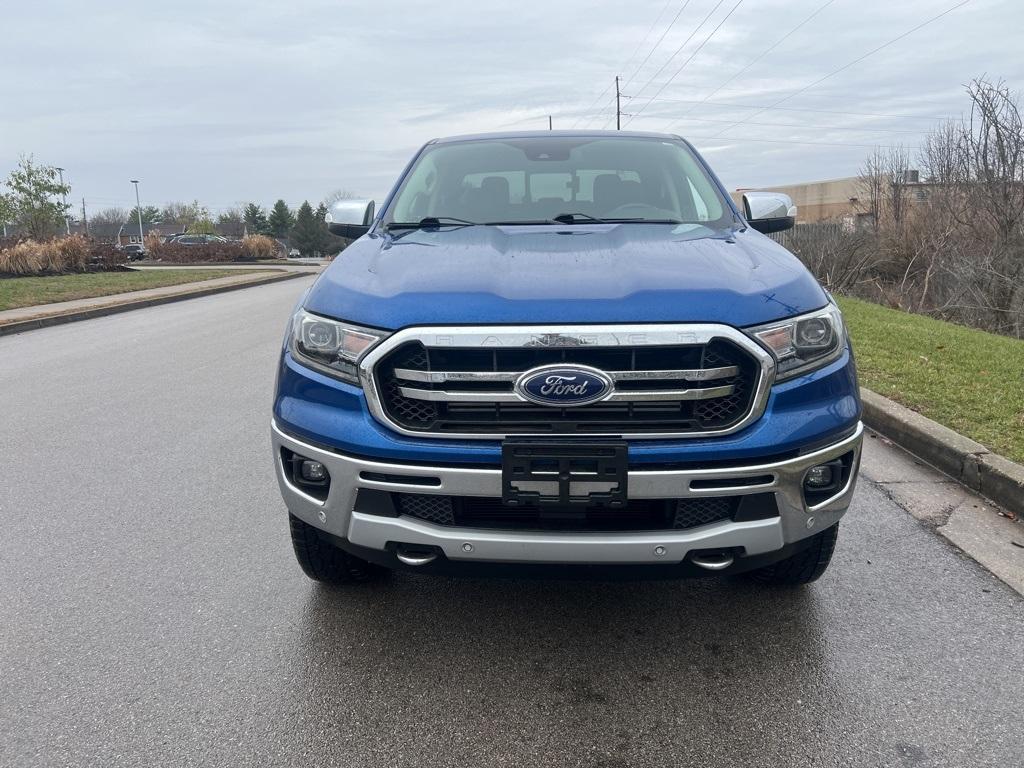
(501, 441, 628, 508)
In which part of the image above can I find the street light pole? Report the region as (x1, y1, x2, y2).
(130, 180, 144, 247)
(56, 167, 70, 234)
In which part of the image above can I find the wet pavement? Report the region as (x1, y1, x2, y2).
(2, 277, 1021, 767)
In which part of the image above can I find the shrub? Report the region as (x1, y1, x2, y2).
(147, 240, 246, 264)
(88, 241, 124, 269)
(57, 235, 88, 272)
(0, 235, 94, 275)
(240, 234, 277, 260)
(0, 240, 44, 274)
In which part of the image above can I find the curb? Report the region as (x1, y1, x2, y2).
(0, 271, 308, 337)
(860, 387, 1024, 519)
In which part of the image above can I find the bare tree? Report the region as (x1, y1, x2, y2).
(323, 189, 360, 206)
(800, 78, 1024, 336)
(858, 145, 912, 231)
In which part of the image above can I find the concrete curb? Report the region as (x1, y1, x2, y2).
(0, 271, 308, 337)
(861, 387, 1024, 519)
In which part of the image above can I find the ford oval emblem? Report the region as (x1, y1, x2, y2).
(514, 365, 614, 407)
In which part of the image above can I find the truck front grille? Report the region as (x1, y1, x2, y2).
(374, 338, 760, 436)
(393, 493, 746, 532)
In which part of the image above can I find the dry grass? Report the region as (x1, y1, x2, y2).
(240, 234, 278, 260)
(0, 235, 90, 275)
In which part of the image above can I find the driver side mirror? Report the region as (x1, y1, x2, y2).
(742, 191, 796, 234)
(326, 199, 376, 239)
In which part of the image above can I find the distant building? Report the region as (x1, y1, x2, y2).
(732, 171, 931, 225)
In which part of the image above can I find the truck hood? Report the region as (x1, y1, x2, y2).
(303, 223, 828, 329)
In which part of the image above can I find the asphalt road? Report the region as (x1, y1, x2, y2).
(1, 277, 1021, 768)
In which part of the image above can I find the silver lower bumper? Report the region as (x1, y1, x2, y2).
(271, 421, 863, 566)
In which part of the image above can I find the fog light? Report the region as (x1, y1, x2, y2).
(805, 464, 834, 488)
(300, 460, 327, 482)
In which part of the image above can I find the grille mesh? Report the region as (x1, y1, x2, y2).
(393, 493, 744, 532)
(692, 344, 748, 426)
(395, 494, 454, 525)
(672, 497, 737, 529)
(383, 346, 438, 427)
(377, 338, 758, 436)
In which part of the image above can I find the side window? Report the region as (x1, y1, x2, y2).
(687, 179, 710, 221)
(392, 154, 439, 222)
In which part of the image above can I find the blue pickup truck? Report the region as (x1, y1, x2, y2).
(272, 131, 862, 586)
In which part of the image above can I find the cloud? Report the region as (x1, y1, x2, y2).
(1, 0, 1019, 210)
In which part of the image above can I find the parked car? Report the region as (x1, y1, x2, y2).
(118, 244, 147, 260)
(272, 131, 862, 586)
(166, 233, 227, 245)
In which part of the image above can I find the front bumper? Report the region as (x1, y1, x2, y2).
(272, 420, 863, 569)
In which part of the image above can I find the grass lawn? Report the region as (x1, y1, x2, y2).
(0, 269, 269, 312)
(838, 295, 1024, 463)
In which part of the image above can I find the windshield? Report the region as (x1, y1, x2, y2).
(383, 136, 732, 228)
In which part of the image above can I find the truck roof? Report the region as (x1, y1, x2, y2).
(430, 129, 684, 144)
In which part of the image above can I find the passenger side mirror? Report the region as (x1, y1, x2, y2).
(742, 191, 796, 234)
(326, 199, 376, 239)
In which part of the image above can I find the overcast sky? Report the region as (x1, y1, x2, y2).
(1, 0, 1020, 216)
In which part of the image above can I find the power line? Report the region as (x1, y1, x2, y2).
(629, 95, 949, 122)
(617, 0, 676, 83)
(584, 91, 620, 130)
(642, 110, 932, 134)
(601, 0, 715, 130)
(619, 0, 696, 92)
(709, 0, 974, 137)
(571, 0, 681, 128)
(624, 0, 746, 127)
(663, 0, 837, 131)
(685, 133, 906, 150)
(573, 84, 614, 130)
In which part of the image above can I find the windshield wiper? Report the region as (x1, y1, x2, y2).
(386, 216, 478, 230)
(601, 217, 683, 224)
(551, 212, 607, 224)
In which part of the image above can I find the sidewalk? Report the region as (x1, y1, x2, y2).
(0, 269, 312, 335)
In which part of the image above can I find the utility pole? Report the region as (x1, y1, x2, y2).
(610, 75, 618, 130)
(130, 179, 144, 246)
(56, 167, 70, 234)
(81, 197, 89, 237)
(548, 115, 553, 130)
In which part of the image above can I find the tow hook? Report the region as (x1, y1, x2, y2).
(395, 546, 438, 566)
(690, 552, 735, 571)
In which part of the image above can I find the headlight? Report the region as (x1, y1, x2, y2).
(289, 309, 389, 385)
(747, 303, 846, 382)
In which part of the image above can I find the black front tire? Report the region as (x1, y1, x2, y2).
(747, 524, 839, 585)
(289, 513, 389, 584)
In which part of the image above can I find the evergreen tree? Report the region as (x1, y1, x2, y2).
(127, 205, 162, 225)
(268, 199, 294, 238)
(243, 203, 270, 235)
(290, 201, 322, 257)
(315, 202, 346, 256)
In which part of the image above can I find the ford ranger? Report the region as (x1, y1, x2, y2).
(272, 131, 862, 585)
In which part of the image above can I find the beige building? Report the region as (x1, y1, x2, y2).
(732, 171, 933, 225)
(732, 176, 863, 223)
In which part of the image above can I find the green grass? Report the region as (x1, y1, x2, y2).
(0, 269, 268, 312)
(838, 296, 1024, 463)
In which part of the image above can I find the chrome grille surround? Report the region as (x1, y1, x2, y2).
(358, 324, 776, 440)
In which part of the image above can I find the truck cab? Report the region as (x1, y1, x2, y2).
(272, 131, 862, 585)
